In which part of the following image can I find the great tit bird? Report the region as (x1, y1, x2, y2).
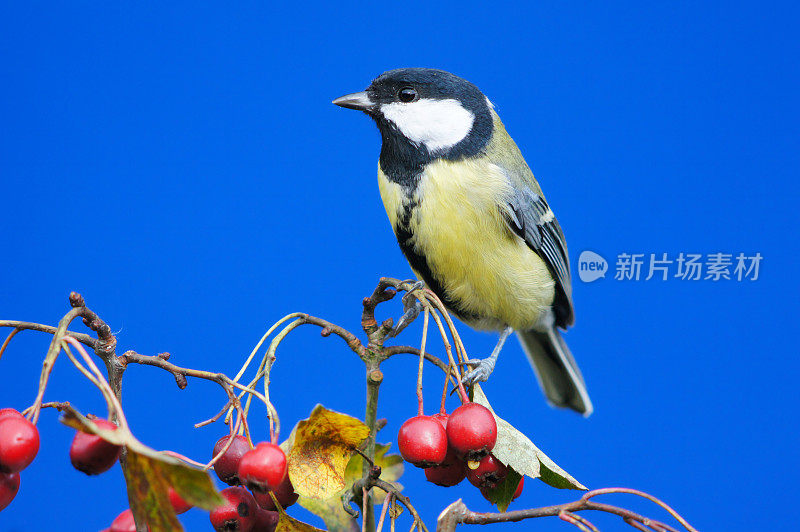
(333, 68, 592, 416)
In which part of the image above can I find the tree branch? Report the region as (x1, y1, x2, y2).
(354, 475, 428, 532)
(435, 488, 697, 532)
(0, 322, 97, 350)
(382, 345, 449, 373)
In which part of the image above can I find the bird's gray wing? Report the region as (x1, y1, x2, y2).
(500, 182, 575, 328)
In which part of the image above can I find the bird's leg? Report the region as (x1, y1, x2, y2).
(386, 281, 425, 338)
(462, 326, 514, 386)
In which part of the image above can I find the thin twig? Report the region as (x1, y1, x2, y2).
(382, 346, 448, 373)
(559, 511, 593, 532)
(376, 494, 393, 532)
(231, 313, 307, 384)
(61, 342, 114, 417)
(427, 309, 469, 404)
(63, 336, 129, 431)
(0, 327, 23, 361)
(582, 488, 697, 532)
(0, 321, 97, 349)
(416, 309, 429, 416)
(160, 450, 208, 469)
(625, 518, 652, 532)
(438, 487, 698, 532)
(354, 477, 428, 532)
(560, 510, 599, 532)
(362, 486, 369, 532)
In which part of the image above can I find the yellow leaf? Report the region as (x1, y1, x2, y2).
(299, 443, 405, 532)
(287, 405, 370, 500)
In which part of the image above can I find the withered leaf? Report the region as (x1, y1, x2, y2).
(472, 385, 587, 490)
(287, 405, 370, 500)
(297, 441, 404, 531)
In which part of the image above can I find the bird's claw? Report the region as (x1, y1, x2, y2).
(461, 357, 496, 387)
(401, 280, 425, 304)
(386, 281, 425, 338)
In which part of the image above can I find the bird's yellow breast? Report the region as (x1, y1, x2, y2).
(377, 159, 555, 331)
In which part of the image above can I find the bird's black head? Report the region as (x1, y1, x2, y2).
(333, 68, 494, 186)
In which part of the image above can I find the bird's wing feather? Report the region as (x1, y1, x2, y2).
(498, 170, 575, 328)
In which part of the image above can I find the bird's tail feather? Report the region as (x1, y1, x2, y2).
(517, 328, 592, 416)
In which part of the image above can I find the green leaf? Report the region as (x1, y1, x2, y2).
(60, 406, 223, 532)
(472, 384, 587, 490)
(480, 468, 523, 512)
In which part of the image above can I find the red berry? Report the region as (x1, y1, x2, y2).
(69, 418, 122, 475)
(213, 435, 252, 486)
(466, 453, 507, 488)
(480, 475, 524, 503)
(432, 413, 449, 430)
(0, 409, 22, 421)
(512, 476, 524, 500)
(210, 486, 258, 532)
(0, 415, 39, 473)
(0, 471, 20, 511)
(238, 443, 287, 493)
(397, 415, 448, 468)
(109, 509, 137, 532)
(254, 507, 279, 532)
(168, 486, 192, 514)
(252, 473, 298, 510)
(424, 447, 466, 487)
(446, 403, 496, 460)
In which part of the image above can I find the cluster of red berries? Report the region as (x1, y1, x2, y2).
(0, 408, 125, 514)
(0, 408, 40, 512)
(102, 435, 297, 532)
(207, 435, 297, 532)
(397, 402, 523, 504)
(0, 405, 296, 530)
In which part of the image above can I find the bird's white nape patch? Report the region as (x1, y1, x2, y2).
(381, 98, 475, 152)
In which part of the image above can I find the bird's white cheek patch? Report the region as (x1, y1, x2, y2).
(381, 99, 475, 152)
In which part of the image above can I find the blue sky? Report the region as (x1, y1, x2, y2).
(1, 2, 798, 531)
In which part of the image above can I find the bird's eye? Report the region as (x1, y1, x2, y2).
(397, 87, 417, 103)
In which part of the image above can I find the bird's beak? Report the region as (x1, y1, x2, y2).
(332, 91, 375, 112)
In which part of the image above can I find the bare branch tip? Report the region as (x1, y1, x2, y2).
(68, 292, 85, 308)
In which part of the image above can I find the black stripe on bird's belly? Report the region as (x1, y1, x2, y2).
(394, 202, 483, 323)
